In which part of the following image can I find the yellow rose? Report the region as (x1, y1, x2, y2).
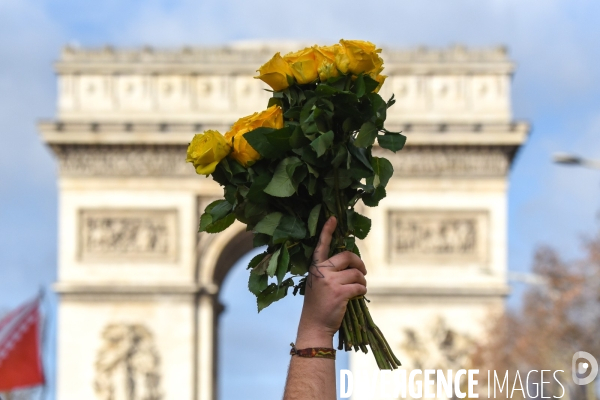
(313, 45, 340, 81)
(336, 39, 384, 77)
(186, 130, 231, 176)
(374, 74, 387, 93)
(225, 105, 284, 167)
(255, 52, 294, 91)
(283, 47, 318, 84)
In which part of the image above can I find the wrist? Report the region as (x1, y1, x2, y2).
(295, 321, 335, 349)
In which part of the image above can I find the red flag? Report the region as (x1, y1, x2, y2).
(0, 297, 44, 391)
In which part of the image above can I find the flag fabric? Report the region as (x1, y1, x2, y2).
(0, 297, 44, 391)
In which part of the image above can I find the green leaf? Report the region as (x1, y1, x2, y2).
(299, 97, 319, 125)
(247, 173, 271, 203)
(306, 164, 319, 177)
(378, 133, 407, 152)
(370, 93, 387, 127)
(199, 214, 213, 232)
(307, 175, 317, 195)
(254, 212, 283, 235)
(265, 127, 293, 152)
(257, 280, 294, 312)
(224, 185, 237, 204)
(289, 126, 310, 149)
(292, 164, 307, 189)
(264, 157, 302, 197)
(248, 273, 268, 295)
(344, 236, 357, 254)
(316, 83, 339, 95)
(248, 251, 268, 270)
(331, 145, 349, 168)
(321, 186, 338, 214)
(362, 186, 386, 207)
(199, 200, 235, 233)
(323, 169, 352, 190)
(205, 213, 236, 234)
(199, 199, 221, 232)
(348, 211, 371, 240)
(251, 252, 271, 275)
(308, 204, 322, 237)
(284, 106, 302, 120)
(267, 248, 281, 277)
(370, 157, 394, 188)
(354, 74, 366, 98)
(243, 128, 279, 158)
(354, 121, 378, 148)
(290, 247, 309, 275)
(229, 159, 247, 176)
(209, 200, 233, 221)
(310, 130, 334, 157)
(363, 75, 379, 94)
(386, 93, 396, 109)
(267, 97, 283, 108)
(243, 201, 265, 221)
(273, 215, 307, 243)
(276, 245, 290, 285)
(253, 233, 271, 247)
(347, 144, 373, 171)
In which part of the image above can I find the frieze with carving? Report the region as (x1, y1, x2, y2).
(388, 210, 488, 265)
(79, 209, 178, 262)
(374, 146, 510, 177)
(53, 144, 510, 178)
(53, 145, 192, 177)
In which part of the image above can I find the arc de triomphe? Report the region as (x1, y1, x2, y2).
(39, 43, 528, 400)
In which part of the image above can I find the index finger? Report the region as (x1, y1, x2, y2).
(320, 251, 367, 276)
(312, 216, 337, 264)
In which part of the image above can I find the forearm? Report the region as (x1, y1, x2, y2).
(283, 324, 336, 400)
(282, 217, 365, 400)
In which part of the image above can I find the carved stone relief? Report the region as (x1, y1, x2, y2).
(94, 324, 161, 400)
(53, 144, 510, 178)
(79, 209, 178, 263)
(53, 145, 192, 177)
(402, 316, 474, 371)
(373, 146, 510, 177)
(388, 210, 488, 265)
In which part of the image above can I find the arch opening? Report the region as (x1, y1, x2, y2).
(200, 224, 347, 400)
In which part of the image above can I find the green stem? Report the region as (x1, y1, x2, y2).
(357, 297, 375, 328)
(347, 300, 363, 350)
(374, 326, 402, 366)
(372, 327, 398, 369)
(343, 311, 354, 349)
(366, 330, 387, 370)
(354, 298, 368, 341)
(359, 297, 401, 368)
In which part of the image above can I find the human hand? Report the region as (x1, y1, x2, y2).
(295, 216, 367, 348)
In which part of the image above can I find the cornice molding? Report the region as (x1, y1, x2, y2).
(56, 45, 513, 75)
(39, 121, 530, 146)
(366, 285, 510, 298)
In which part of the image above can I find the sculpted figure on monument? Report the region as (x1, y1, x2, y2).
(94, 324, 161, 400)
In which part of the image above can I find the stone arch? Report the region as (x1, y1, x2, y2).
(195, 221, 256, 400)
(197, 221, 254, 292)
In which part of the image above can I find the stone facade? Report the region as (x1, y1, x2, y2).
(39, 43, 528, 400)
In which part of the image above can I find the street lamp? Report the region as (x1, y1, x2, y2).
(553, 152, 600, 169)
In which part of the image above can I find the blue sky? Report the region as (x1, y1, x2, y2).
(1, 0, 600, 399)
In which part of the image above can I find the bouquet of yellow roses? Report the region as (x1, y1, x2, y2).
(186, 40, 405, 369)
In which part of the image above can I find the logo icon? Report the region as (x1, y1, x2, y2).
(572, 351, 598, 385)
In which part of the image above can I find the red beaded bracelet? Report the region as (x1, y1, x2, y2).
(289, 343, 336, 360)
